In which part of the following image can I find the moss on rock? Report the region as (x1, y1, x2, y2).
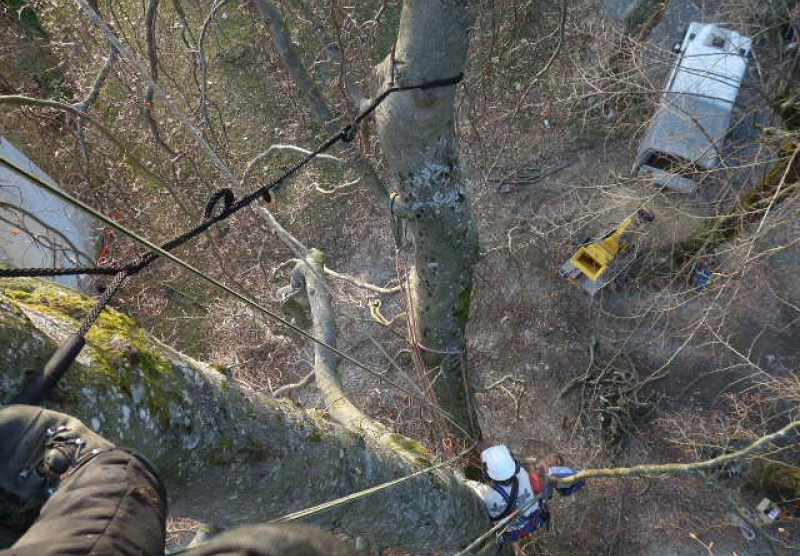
(0, 277, 188, 431)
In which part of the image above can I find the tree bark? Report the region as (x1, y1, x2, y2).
(278, 250, 387, 442)
(0, 277, 485, 553)
(373, 0, 481, 440)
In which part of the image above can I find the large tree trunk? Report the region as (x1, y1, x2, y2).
(374, 0, 481, 440)
(251, 0, 481, 441)
(0, 277, 485, 553)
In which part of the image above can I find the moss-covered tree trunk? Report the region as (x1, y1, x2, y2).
(374, 0, 481, 441)
(0, 277, 485, 553)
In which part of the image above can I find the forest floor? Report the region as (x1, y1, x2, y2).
(319, 2, 798, 554)
(464, 2, 798, 554)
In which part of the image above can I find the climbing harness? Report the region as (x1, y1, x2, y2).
(487, 464, 551, 544)
(489, 475, 520, 522)
(453, 491, 546, 556)
(0, 73, 464, 407)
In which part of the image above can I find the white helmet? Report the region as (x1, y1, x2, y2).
(481, 444, 516, 481)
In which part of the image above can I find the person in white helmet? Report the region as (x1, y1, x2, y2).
(465, 445, 584, 556)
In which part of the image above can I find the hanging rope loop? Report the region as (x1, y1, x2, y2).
(204, 188, 235, 219)
(0, 72, 465, 408)
(0, 73, 464, 283)
(340, 124, 357, 143)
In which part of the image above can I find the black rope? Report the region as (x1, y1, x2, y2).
(0, 266, 120, 277)
(0, 72, 464, 283)
(78, 269, 129, 336)
(204, 187, 235, 219)
(2, 72, 464, 405)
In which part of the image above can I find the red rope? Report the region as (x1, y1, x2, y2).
(395, 250, 439, 400)
(395, 249, 478, 447)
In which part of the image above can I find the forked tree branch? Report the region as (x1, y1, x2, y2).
(281, 252, 393, 445)
(72, 49, 117, 114)
(272, 369, 315, 398)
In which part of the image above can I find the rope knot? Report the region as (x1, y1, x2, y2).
(341, 125, 357, 143)
(204, 188, 235, 220)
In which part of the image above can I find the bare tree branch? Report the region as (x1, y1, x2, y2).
(72, 49, 118, 114)
(282, 251, 388, 441)
(557, 420, 800, 485)
(323, 266, 400, 294)
(256, 206, 308, 259)
(272, 369, 315, 398)
(0, 201, 95, 263)
(170, 0, 199, 53)
(251, 0, 339, 134)
(198, 0, 228, 140)
(0, 95, 169, 187)
(367, 334, 426, 398)
(313, 176, 360, 195)
(144, 0, 178, 157)
(75, 0, 238, 188)
(277, 257, 400, 295)
(241, 144, 344, 189)
(249, 0, 389, 204)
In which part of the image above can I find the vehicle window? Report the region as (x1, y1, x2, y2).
(644, 152, 703, 178)
(710, 36, 726, 49)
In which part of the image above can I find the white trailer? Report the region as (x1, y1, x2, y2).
(633, 23, 752, 193)
(0, 137, 101, 290)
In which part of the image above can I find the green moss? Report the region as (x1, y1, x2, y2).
(2, 281, 103, 322)
(208, 437, 236, 466)
(0, 277, 186, 428)
(242, 436, 271, 462)
(208, 435, 274, 466)
(386, 433, 431, 467)
(308, 430, 325, 442)
(2, 0, 47, 40)
(210, 363, 232, 376)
